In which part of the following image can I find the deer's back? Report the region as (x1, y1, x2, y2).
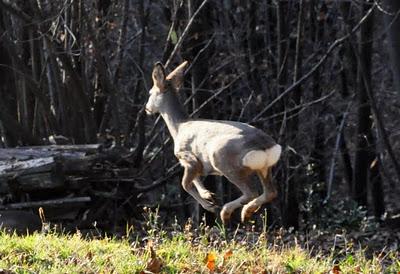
(175, 120, 276, 175)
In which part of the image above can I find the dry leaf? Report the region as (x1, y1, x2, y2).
(218, 249, 233, 269)
(251, 267, 267, 274)
(59, 33, 66, 42)
(223, 249, 233, 260)
(145, 244, 163, 273)
(330, 265, 341, 274)
(354, 265, 362, 273)
(205, 252, 216, 272)
(86, 251, 93, 260)
(370, 158, 378, 169)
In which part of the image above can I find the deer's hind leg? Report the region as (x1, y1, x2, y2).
(241, 167, 277, 222)
(220, 174, 258, 224)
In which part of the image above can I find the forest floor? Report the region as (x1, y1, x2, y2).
(0, 219, 399, 274)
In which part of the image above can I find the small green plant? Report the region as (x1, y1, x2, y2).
(142, 206, 162, 239)
(302, 184, 370, 230)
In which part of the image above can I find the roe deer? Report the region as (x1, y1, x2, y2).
(145, 61, 282, 224)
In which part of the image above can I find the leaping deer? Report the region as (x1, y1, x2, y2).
(145, 61, 281, 224)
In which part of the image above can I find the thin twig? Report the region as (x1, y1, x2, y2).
(254, 89, 335, 122)
(164, 0, 209, 68)
(0, 0, 33, 22)
(162, 0, 184, 61)
(251, 3, 376, 123)
(190, 73, 244, 117)
(324, 99, 353, 203)
(238, 90, 254, 122)
(185, 33, 215, 73)
(135, 163, 180, 192)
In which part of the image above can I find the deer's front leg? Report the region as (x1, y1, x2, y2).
(181, 167, 218, 213)
(176, 151, 218, 213)
(193, 178, 215, 203)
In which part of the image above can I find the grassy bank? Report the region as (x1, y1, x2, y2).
(0, 225, 398, 274)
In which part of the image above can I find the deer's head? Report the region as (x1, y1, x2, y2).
(145, 61, 188, 115)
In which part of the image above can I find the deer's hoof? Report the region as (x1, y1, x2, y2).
(220, 208, 232, 225)
(200, 190, 216, 202)
(204, 203, 220, 214)
(241, 203, 260, 223)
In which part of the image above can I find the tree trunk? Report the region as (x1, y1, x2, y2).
(384, 0, 400, 97)
(280, 0, 300, 230)
(310, 1, 327, 191)
(353, 3, 384, 216)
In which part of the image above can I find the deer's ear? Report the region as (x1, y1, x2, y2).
(166, 61, 188, 90)
(152, 62, 166, 91)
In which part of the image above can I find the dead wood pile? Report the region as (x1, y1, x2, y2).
(0, 145, 143, 230)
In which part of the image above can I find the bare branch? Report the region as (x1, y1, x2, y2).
(164, 0, 209, 68)
(251, 3, 376, 123)
(324, 100, 354, 204)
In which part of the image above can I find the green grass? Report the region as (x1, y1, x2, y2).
(0, 232, 141, 273)
(0, 226, 398, 274)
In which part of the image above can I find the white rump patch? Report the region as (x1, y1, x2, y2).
(242, 150, 268, 170)
(265, 144, 282, 166)
(242, 144, 282, 170)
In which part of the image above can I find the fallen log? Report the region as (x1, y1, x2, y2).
(0, 157, 55, 177)
(13, 172, 65, 191)
(0, 145, 133, 192)
(0, 196, 91, 210)
(0, 145, 100, 161)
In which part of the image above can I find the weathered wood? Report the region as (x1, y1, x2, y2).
(0, 145, 138, 228)
(58, 153, 111, 173)
(0, 145, 100, 161)
(0, 157, 54, 177)
(0, 197, 91, 210)
(0, 145, 132, 190)
(14, 172, 65, 191)
(0, 179, 9, 193)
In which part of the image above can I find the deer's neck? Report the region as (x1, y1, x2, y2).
(159, 93, 188, 140)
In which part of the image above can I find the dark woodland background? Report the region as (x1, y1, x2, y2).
(0, 0, 400, 231)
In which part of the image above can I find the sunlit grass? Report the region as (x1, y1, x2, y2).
(0, 232, 142, 273)
(0, 225, 398, 273)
